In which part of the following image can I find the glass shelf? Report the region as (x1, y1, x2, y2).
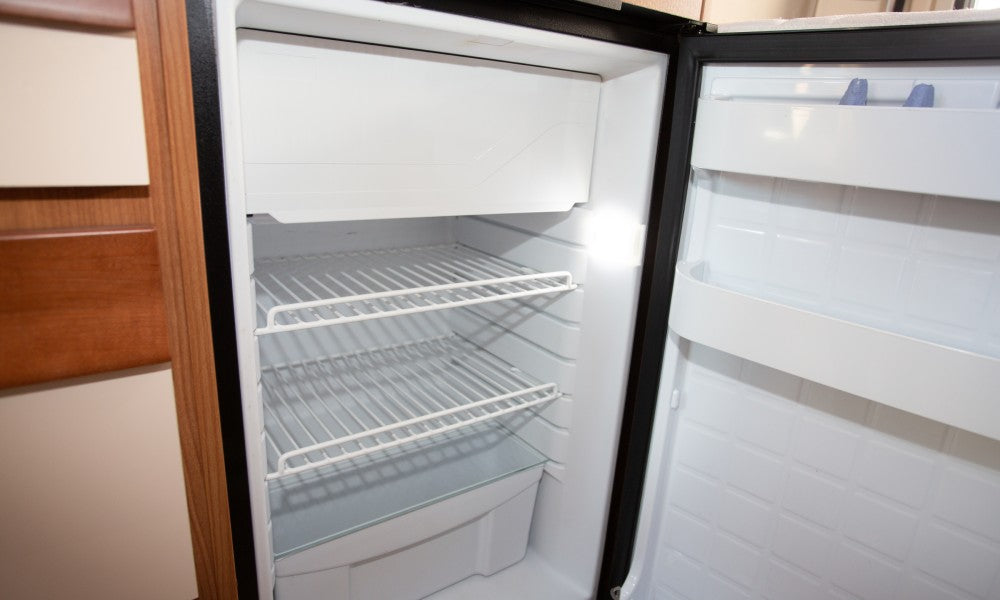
(268, 423, 546, 558)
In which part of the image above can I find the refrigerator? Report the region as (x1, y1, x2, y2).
(186, 1, 1000, 599)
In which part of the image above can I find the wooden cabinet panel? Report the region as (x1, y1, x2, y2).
(0, 21, 149, 187)
(0, 186, 151, 230)
(0, 227, 169, 388)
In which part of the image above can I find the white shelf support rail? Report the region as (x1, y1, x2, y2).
(253, 244, 578, 335)
(261, 336, 562, 481)
(261, 271, 575, 334)
(268, 384, 558, 480)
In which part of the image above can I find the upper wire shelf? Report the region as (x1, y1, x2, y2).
(261, 335, 559, 481)
(253, 244, 577, 335)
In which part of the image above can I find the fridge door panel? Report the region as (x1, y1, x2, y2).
(615, 24, 1000, 600)
(626, 340, 1000, 600)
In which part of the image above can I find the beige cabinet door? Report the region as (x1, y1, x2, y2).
(0, 20, 149, 187)
(0, 366, 198, 600)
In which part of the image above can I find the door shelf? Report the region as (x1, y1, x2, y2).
(691, 99, 1000, 202)
(253, 244, 577, 335)
(261, 335, 560, 480)
(669, 261, 1000, 441)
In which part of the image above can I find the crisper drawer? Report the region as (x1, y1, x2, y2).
(271, 426, 545, 600)
(236, 30, 601, 223)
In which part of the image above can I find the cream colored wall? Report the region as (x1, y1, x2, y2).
(0, 365, 197, 600)
(628, 0, 702, 19)
(692, 0, 956, 22)
(0, 21, 149, 187)
(701, 0, 817, 22)
(814, 0, 889, 16)
(906, 0, 956, 10)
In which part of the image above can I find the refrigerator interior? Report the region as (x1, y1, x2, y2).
(624, 62, 1000, 600)
(211, 1, 669, 598)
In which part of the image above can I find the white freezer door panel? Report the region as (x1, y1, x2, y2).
(237, 30, 601, 222)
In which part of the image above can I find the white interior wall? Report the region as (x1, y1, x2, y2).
(518, 60, 668, 596)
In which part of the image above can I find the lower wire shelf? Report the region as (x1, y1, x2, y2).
(261, 334, 560, 480)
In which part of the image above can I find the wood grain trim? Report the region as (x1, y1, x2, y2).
(132, 0, 239, 598)
(0, 186, 151, 230)
(0, 227, 169, 389)
(0, 0, 133, 29)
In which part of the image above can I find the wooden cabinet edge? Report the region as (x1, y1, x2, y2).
(133, 0, 242, 597)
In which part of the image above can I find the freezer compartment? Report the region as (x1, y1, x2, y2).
(691, 64, 1000, 202)
(272, 431, 543, 600)
(236, 29, 601, 223)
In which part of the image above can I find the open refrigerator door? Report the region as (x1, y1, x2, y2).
(619, 25, 1000, 600)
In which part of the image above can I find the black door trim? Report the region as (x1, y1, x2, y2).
(185, 0, 260, 598)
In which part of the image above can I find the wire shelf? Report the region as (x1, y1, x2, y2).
(261, 335, 560, 481)
(253, 244, 576, 335)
